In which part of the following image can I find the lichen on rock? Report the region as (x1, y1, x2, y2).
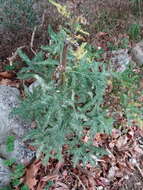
(0, 85, 35, 187)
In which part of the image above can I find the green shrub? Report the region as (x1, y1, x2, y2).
(128, 23, 141, 40)
(13, 25, 113, 166)
(111, 64, 143, 126)
(3, 160, 28, 190)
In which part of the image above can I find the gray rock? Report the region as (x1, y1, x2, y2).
(0, 139, 35, 165)
(109, 49, 131, 72)
(0, 158, 11, 188)
(131, 41, 143, 65)
(0, 85, 27, 143)
(0, 85, 35, 186)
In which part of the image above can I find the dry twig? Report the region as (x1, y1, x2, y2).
(7, 46, 25, 65)
(71, 172, 87, 190)
(30, 26, 37, 55)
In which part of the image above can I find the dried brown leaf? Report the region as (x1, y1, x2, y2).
(0, 71, 15, 79)
(25, 160, 41, 190)
(107, 166, 118, 179)
(41, 174, 58, 182)
(116, 135, 128, 150)
(0, 79, 20, 88)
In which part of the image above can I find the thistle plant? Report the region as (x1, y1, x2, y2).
(13, 24, 113, 166)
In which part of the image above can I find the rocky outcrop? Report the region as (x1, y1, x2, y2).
(0, 86, 27, 143)
(109, 49, 131, 72)
(131, 41, 143, 65)
(0, 85, 35, 187)
(0, 158, 11, 187)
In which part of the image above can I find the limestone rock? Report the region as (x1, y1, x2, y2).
(109, 49, 131, 72)
(131, 41, 143, 65)
(0, 158, 11, 188)
(0, 85, 35, 187)
(0, 85, 28, 143)
(0, 139, 35, 165)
